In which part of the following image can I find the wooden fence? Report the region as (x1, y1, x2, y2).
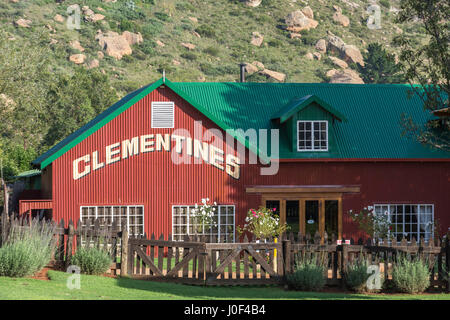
(125, 231, 449, 290)
(283, 232, 449, 290)
(1, 211, 449, 290)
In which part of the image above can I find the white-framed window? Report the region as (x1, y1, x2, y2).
(151, 101, 174, 128)
(374, 204, 434, 242)
(80, 205, 145, 236)
(172, 205, 235, 242)
(297, 120, 328, 151)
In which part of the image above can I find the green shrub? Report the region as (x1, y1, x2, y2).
(71, 246, 113, 275)
(379, 0, 390, 8)
(154, 12, 171, 22)
(285, 253, 326, 291)
(195, 25, 216, 38)
(181, 52, 197, 61)
(204, 46, 220, 56)
(392, 255, 430, 293)
(344, 258, 370, 292)
(141, 19, 164, 37)
(268, 38, 283, 48)
(0, 221, 56, 277)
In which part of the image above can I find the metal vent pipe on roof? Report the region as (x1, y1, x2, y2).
(239, 63, 246, 82)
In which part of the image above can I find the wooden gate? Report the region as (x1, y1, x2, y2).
(204, 239, 284, 285)
(127, 234, 206, 284)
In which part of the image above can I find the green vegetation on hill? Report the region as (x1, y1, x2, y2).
(0, 0, 430, 178)
(0, 0, 424, 90)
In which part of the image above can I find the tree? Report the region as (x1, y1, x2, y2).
(358, 43, 405, 84)
(394, 0, 450, 151)
(43, 68, 118, 149)
(0, 31, 53, 150)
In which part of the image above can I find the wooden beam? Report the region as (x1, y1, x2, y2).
(319, 199, 325, 243)
(300, 199, 305, 235)
(338, 197, 343, 240)
(246, 186, 360, 194)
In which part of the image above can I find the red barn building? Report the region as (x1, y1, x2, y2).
(21, 78, 450, 242)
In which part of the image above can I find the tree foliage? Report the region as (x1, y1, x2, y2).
(0, 31, 118, 179)
(394, 0, 450, 151)
(358, 43, 404, 84)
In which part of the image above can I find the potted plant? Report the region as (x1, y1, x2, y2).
(190, 198, 217, 235)
(237, 206, 289, 241)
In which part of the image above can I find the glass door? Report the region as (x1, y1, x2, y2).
(305, 200, 319, 238)
(325, 200, 339, 238)
(286, 201, 300, 234)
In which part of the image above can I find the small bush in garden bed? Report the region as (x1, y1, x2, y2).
(344, 257, 371, 293)
(71, 246, 113, 275)
(392, 255, 430, 294)
(285, 254, 326, 291)
(0, 221, 56, 277)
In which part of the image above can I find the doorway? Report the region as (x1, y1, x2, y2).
(263, 197, 341, 240)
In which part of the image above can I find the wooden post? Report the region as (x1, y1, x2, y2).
(120, 220, 129, 277)
(341, 243, 348, 288)
(446, 236, 450, 293)
(1, 178, 8, 218)
(283, 239, 291, 274)
(65, 220, 74, 269)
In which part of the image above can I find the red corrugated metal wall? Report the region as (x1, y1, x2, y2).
(50, 86, 450, 239)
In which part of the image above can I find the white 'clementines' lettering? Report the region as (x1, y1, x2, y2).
(72, 133, 241, 180)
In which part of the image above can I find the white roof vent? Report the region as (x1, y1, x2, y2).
(151, 101, 174, 128)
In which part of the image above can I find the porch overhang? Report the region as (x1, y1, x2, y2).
(19, 199, 53, 216)
(245, 185, 361, 194)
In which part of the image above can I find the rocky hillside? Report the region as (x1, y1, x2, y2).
(1, 0, 425, 95)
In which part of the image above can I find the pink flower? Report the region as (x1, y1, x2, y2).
(273, 208, 276, 211)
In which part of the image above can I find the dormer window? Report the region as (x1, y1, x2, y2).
(297, 120, 328, 151)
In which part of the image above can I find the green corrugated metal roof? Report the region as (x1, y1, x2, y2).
(14, 169, 41, 179)
(271, 95, 347, 123)
(33, 79, 449, 169)
(174, 82, 449, 159)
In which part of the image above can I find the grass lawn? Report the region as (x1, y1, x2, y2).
(0, 271, 449, 300)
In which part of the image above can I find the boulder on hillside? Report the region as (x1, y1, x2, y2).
(333, 7, 350, 27)
(181, 42, 196, 50)
(244, 61, 265, 75)
(252, 61, 265, 69)
(122, 31, 143, 45)
(96, 30, 133, 60)
(86, 59, 99, 69)
(14, 19, 31, 28)
(326, 32, 364, 66)
(244, 63, 259, 75)
(328, 56, 348, 68)
(70, 40, 85, 52)
(285, 10, 318, 32)
(302, 6, 314, 19)
(54, 14, 65, 23)
(242, 0, 261, 7)
(69, 54, 86, 64)
(342, 44, 364, 66)
(326, 31, 346, 54)
(251, 32, 264, 47)
(305, 52, 314, 60)
(315, 39, 327, 53)
(329, 69, 364, 84)
(260, 69, 286, 82)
